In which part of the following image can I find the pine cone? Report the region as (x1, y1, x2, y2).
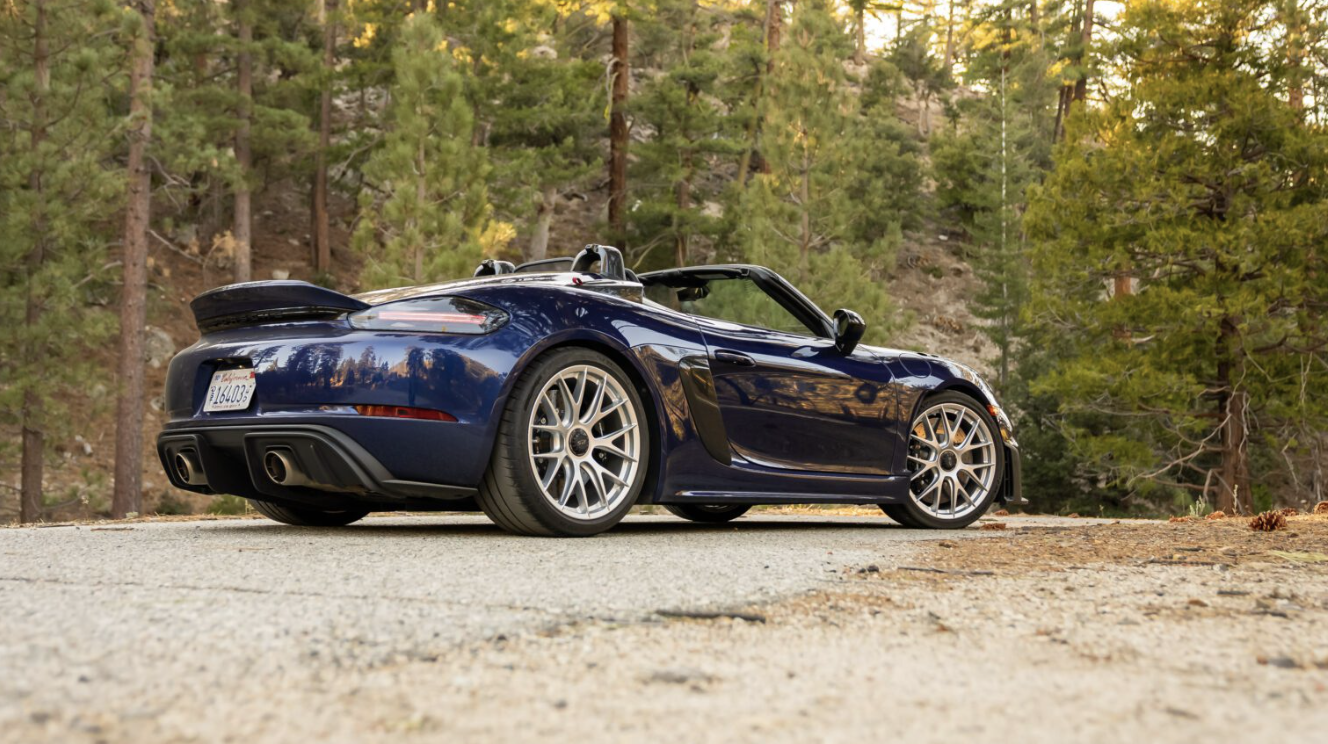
(1280, 507, 1299, 517)
(1314, 501, 1328, 515)
(1206, 510, 1226, 520)
(1249, 511, 1288, 532)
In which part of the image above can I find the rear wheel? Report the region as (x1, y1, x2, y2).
(879, 503, 924, 528)
(665, 504, 751, 524)
(248, 499, 369, 527)
(478, 348, 649, 537)
(885, 391, 1004, 530)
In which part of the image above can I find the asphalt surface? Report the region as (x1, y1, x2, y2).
(0, 513, 1100, 742)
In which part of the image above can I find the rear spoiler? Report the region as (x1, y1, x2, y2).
(191, 281, 370, 333)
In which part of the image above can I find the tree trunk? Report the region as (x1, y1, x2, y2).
(1286, 0, 1304, 110)
(413, 141, 426, 282)
(737, 0, 782, 186)
(798, 138, 811, 264)
(233, 0, 253, 283)
(311, 0, 335, 275)
(854, 7, 865, 64)
(1072, 0, 1094, 103)
(1053, 0, 1084, 142)
(20, 0, 51, 524)
(1215, 317, 1253, 515)
(675, 150, 692, 267)
(607, 13, 629, 232)
(943, 0, 956, 76)
(528, 185, 557, 262)
(112, 0, 157, 521)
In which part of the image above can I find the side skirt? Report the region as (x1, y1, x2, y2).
(663, 476, 911, 505)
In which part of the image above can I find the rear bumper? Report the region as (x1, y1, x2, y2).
(157, 423, 478, 509)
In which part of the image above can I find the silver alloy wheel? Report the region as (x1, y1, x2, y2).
(906, 402, 998, 520)
(527, 364, 641, 520)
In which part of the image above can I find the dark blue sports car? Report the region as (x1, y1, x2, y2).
(157, 244, 1022, 536)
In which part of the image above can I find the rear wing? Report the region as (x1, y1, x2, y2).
(190, 281, 370, 333)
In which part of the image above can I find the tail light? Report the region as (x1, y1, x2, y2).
(349, 297, 508, 334)
(354, 405, 456, 422)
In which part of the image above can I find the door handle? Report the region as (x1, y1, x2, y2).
(713, 350, 755, 367)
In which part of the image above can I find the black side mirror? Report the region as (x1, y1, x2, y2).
(833, 309, 866, 355)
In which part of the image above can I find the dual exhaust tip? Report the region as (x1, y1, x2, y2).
(173, 448, 310, 488)
(173, 451, 207, 486)
(262, 449, 310, 487)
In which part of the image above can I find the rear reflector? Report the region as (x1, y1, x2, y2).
(354, 405, 457, 422)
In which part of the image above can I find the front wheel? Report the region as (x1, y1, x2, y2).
(664, 504, 751, 524)
(478, 348, 650, 537)
(887, 391, 1004, 529)
(248, 499, 369, 527)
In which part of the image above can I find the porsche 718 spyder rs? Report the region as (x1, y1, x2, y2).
(157, 244, 1023, 536)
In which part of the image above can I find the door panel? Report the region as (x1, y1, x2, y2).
(697, 319, 895, 475)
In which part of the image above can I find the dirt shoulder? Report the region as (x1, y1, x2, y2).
(352, 516, 1328, 743)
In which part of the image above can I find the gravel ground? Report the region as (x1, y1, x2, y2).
(2, 513, 1325, 743)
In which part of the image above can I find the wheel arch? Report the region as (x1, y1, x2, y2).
(910, 382, 1013, 499)
(510, 336, 666, 507)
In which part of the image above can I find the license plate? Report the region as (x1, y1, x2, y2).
(204, 368, 256, 412)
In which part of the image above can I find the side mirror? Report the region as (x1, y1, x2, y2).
(833, 309, 866, 355)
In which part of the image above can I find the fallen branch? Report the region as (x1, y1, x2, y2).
(148, 228, 203, 264)
(897, 566, 996, 576)
(656, 609, 767, 624)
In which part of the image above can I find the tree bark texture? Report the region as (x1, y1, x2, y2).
(607, 14, 629, 232)
(112, 0, 157, 520)
(233, 0, 254, 283)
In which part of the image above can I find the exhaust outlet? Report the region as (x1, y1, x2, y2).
(173, 451, 207, 486)
(263, 449, 310, 487)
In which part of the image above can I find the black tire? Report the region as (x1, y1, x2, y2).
(477, 347, 651, 537)
(889, 391, 1005, 530)
(879, 503, 924, 528)
(248, 499, 369, 527)
(665, 504, 751, 524)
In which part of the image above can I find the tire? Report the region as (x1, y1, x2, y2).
(248, 499, 369, 527)
(888, 391, 1005, 530)
(879, 503, 924, 528)
(665, 504, 751, 524)
(477, 347, 650, 537)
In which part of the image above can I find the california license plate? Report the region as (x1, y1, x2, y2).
(204, 368, 256, 412)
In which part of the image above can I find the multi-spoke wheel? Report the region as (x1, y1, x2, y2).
(881, 391, 1004, 529)
(478, 348, 649, 536)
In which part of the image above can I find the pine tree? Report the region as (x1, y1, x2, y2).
(0, 0, 121, 522)
(352, 12, 491, 288)
(630, 0, 745, 268)
(728, 0, 898, 343)
(933, 0, 1049, 391)
(482, 3, 604, 262)
(1025, 0, 1328, 515)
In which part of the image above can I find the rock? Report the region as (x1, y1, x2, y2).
(144, 326, 175, 369)
(149, 395, 166, 412)
(643, 667, 715, 685)
(1258, 655, 1300, 669)
(271, 269, 291, 281)
(1219, 546, 1238, 557)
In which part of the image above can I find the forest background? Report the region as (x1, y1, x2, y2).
(2, 0, 1326, 523)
